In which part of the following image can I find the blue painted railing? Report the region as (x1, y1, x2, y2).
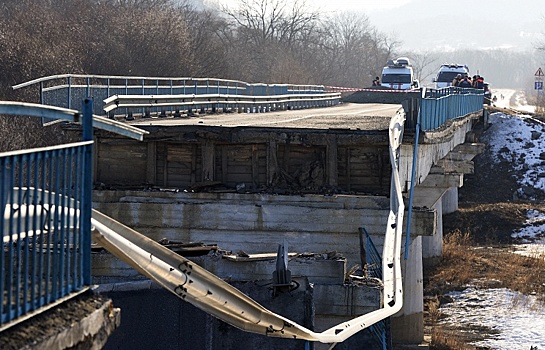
(419, 87, 484, 131)
(0, 101, 93, 330)
(360, 227, 390, 350)
(360, 227, 382, 279)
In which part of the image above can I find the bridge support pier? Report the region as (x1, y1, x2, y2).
(392, 235, 424, 344)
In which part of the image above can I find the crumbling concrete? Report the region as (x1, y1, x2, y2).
(0, 292, 120, 350)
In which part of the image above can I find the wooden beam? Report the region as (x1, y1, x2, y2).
(221, 146, 228, 183)
(146, 142, 156, 185)
(202, 140, 215, 181)
(267, 140, 278, 186)
(191, 144, 197, 184)
(326, 136, 338, 187)
(251, 144, 259, 188)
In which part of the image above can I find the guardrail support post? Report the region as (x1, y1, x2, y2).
(82, 98, 93, 285)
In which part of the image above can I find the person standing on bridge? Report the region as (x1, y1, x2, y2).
(452, 74, 462, 87)
(372, 77, 380, 86)
(458, 75, 472, 88)
(475, 75, 484, 89)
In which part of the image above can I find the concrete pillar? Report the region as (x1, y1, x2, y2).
(422, 199, 443, 260)
(391, 235, 423, 344)
(442, 186, 459, 214)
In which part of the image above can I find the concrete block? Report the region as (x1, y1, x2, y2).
(313, 284, 381, 316)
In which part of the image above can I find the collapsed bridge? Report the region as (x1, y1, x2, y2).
(2, 75, 486, 349)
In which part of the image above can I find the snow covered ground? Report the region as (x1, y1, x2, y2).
(492, 88, 536, 113)
(442, 287, 545, 349)
(482, 112, 545, 200)
(438, 107, 545, 349)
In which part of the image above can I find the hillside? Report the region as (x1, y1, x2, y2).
(424, 105, 545, 349)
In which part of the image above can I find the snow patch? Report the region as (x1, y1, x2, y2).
(440, 287, 545, 349)
(482, 113, 545, 199)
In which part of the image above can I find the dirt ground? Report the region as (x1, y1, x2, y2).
(423, 108, 545, 349)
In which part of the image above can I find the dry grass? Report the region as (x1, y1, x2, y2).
(425, 230, 545, 349)
(430, 328, 472, 350)
(425, 297, 472, 350)
(426, 230, 545, 298)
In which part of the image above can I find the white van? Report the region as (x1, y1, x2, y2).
(380, 57, 419, 90)
(433, 64, 469, 88)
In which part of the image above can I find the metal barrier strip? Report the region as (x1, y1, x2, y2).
(103, 93, 341, 113)
(0, 102, 148, 141)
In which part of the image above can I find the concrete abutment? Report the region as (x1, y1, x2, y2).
(89, 107, 485, 347)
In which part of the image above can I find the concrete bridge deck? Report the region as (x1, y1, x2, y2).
(124, 102, 402, 130)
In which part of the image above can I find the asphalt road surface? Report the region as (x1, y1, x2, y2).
(128, 102, 403, 131)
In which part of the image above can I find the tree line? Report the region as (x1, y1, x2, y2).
(0, 0, 398, 101)
(1, 0, 543, 150)
(0, 0, 399, 151)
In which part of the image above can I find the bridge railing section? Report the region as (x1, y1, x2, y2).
(0, 101, 95, 330)
(419, 87, 484, 131)
(12, 74, 333, 119)
(102, 91, 341, 119)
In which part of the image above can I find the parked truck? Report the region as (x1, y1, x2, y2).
(432, 64, 469, 88)
(380, 57, 419, 90)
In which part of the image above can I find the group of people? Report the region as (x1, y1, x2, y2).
(452, 74, 485, 89)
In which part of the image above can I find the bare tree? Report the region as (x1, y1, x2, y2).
(220, 0, 320, 82)
(404, 51, 440, 85)
(181, 5, 231, 77)
(314, 12, 398, 88)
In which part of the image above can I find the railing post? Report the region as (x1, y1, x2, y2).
(142, 79, 146, 117)
(81, 98, 93, 285)
(67, 76, 72, 109)
(39, 81, 44, 104)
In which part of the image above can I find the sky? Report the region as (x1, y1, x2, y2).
(207, 0, 545, 52)
(309, 0, 545, 51)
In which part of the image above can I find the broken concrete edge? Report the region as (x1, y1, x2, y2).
(0, 291, 120, 350)
(29, 290, 120, 350)
(35, 300, 121, 349)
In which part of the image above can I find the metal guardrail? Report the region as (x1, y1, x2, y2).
(13, 75, 481, 132)
(102, 92, 341, 118)
(360, 227, 390, 350)
(420, 87, 484, 131)
(0, 101, 148, 141)
(12, 74, 330, 118)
